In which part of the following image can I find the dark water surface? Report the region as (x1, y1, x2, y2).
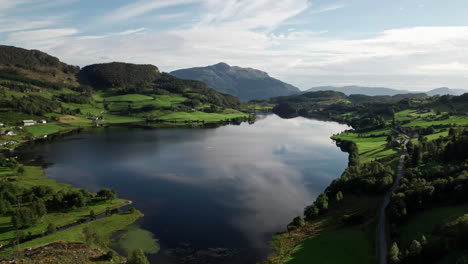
(19, 114, 349, 263)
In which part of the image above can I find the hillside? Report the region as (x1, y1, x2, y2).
(0, 47, 250, 150)
(264, 92, 468, 264)
(307, 85, 467, 96)
(270, 91, 429, 119)
(171, 62, 301, 101)
(0, 45, 79, 85)
(426, 87, 467, 96)
(306, 86, 411, 96)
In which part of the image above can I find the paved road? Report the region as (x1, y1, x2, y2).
(377, 137, 408, 264)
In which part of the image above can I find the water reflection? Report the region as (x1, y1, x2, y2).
(19, 114, 349, 263)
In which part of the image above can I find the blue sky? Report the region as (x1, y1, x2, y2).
(1, 0, 468, 90)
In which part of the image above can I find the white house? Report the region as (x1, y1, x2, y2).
(39, 120, 47, 124)
(22, 120, 36, 126)
(0, 122, 4, 127)
(6, 131, 16, 136)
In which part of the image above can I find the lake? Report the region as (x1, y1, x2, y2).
(18, 114, 349, 263)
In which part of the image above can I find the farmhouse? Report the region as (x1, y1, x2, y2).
(88, 116, 102, 121)
(39, 120, 47, 124)
(392, 138, 402, 147)
(6, 131, 16, 136)
(22, 120, 37, 126)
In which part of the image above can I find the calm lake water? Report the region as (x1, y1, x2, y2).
(19, 114, 349, 263)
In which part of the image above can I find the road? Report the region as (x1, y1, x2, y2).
(377, 137, 408, 264)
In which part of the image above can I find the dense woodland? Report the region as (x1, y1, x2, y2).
(274, 91, 468, 264)
(387, 129, 468, 263)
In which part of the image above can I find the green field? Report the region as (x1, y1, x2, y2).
(333, 132, 398, 162)
(284, 230, 371, 264)
(104, 94, 154, 102)
(156, 110, 248, 122)
(0, 166, 132, 250)
(394, 109, 468, 128)
(0, 210, 143, 256)
(425, 130, 449, 141)
(404, 115, 468, 127)
(399, 205, 468, 248)
(24, 123, 68, 137)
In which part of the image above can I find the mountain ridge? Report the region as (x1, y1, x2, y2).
(306, 85, 467, 96)
(170, 62, 301, 101)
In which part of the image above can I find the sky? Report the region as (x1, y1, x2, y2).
(1, 0, 468, 91)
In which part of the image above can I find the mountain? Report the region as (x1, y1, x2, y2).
(306, 85, 467, 97)
(0, 45, 79, 86)
(0, 46, 247, 128)
(306, 86, 411, 96)
(78, 62, 161, 91)
(426, 87, 467, 96)
(170, 62, 301, 101)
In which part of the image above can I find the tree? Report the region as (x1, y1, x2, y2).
(412, 146, 422, 167)
(315, 193, 329, 212)
(16, 166, 25, 176)
(335, 191, 344, 203)
(127, 249, 149, 264)
(97, 188, 116, 200)
(12, 208, 36, 229)
(47, 223, 56, 234)
(304, 205, 319, 220)
(83, 226, 96, 245)
(32, 199, 47, 218)
(420, 235, 427, 246)
(288, 216, 305, 231)
(89, 209, 96, 219)
(389, 242, 400, 263)
(409, 240, 422, 256)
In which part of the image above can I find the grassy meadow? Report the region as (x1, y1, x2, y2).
(0, 166, 133, 252)
(284, 230, 372, 264)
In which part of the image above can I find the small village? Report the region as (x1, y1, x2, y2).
(0, 119, 49, 149)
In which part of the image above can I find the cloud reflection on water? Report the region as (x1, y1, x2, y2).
(25, 114, 350, 259)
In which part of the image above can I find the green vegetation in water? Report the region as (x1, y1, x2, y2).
(114, 227, 160, 255)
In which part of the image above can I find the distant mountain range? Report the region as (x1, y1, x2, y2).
(171, 63, 300, 101)
(306, 86, 467, 96)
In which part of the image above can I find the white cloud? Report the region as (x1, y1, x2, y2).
(6, 28, 79, 49)
(101, 0, 202, 24)
(417, 62, 468, 75)
(0, 19, 57, 33)
(80, 28, 146, 40)
(3, 0, 468, 91)
(310, 3, 346, 14)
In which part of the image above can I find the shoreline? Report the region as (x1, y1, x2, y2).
(0, 115, 256, 260)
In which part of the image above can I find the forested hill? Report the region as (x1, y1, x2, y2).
(267, 90, 430, 119)
(0, 46, 249, 143)
(0, 45, 79, 86)
(170, 62, 301, 101)
(78, 62, 241, 109)
(78, 62, 161, 90)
